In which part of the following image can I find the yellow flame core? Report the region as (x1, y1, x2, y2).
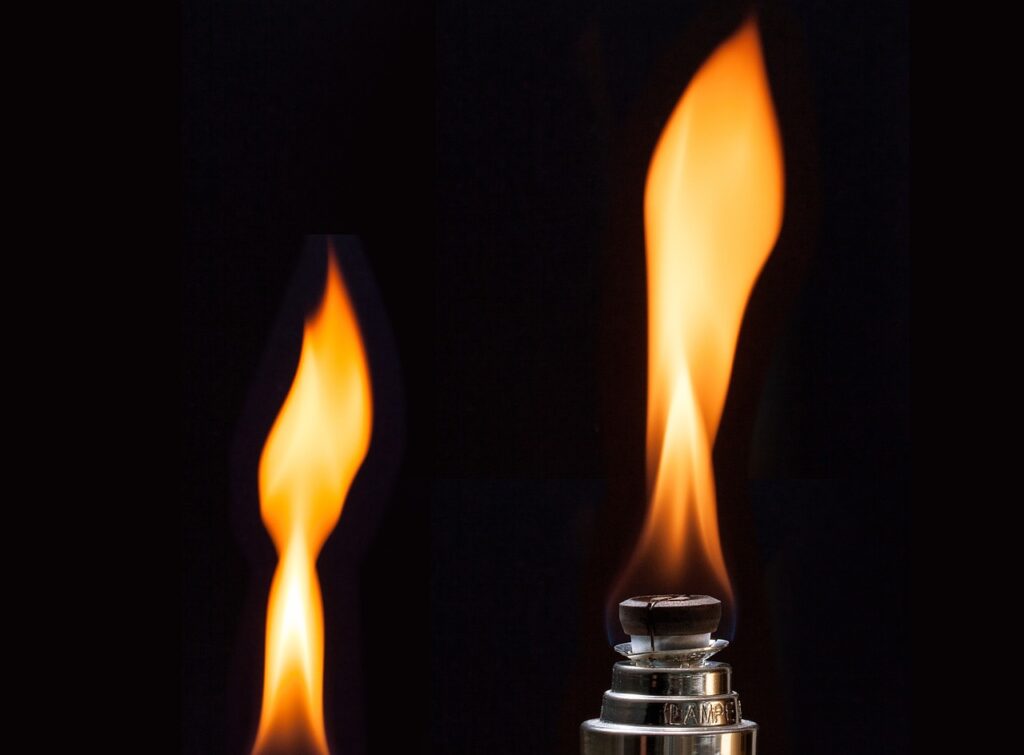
(627, 18, 784, 604)
(252, 247, 372, 755)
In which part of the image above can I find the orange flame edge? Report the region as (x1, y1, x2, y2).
(252, 244, 373, 755)
(611, 17, 784, 620)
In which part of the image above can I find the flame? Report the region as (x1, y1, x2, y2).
(612, 18, 783, 618)
(252, 244, 372, 755)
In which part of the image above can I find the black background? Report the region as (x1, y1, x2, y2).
(182, 1, 909, 753)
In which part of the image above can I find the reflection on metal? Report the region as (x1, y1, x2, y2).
(581, 595, 756, 755)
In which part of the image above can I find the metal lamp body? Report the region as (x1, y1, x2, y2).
(581, 660, 756, 755)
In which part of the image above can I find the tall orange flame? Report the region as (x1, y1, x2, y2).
(252, 245, 372, 755)
(612, 18, 783, 616)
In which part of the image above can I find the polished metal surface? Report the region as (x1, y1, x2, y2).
(583, 594, 757, 754)
(582, 650, 755, 753)
(611, 661, 730, 695)
(601, 691, 740, 727)
(581, 720, 757, 755)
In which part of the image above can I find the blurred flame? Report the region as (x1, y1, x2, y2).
(252, 244, 372, 755)
(611, 18, 783, 620)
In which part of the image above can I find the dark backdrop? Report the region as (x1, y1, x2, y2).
(182, 1, 909, 753)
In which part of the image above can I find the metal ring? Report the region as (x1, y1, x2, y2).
(611, 661, 731, 696)
(614, 638, 729, 666)
(601, 692, 741, 727)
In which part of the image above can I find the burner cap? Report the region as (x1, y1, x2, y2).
(619, 595, 721, 637)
